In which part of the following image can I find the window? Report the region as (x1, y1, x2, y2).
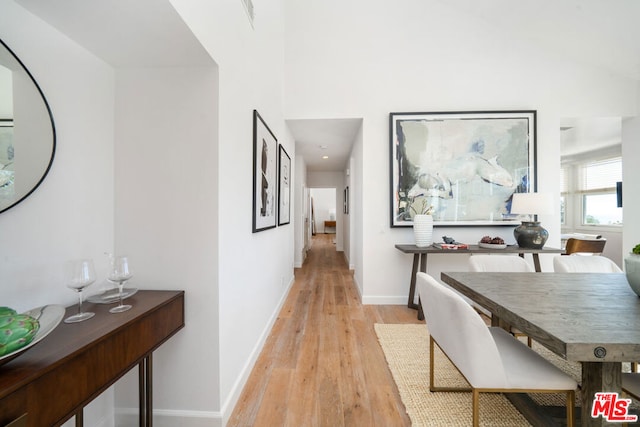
(562, 157, 622, 227)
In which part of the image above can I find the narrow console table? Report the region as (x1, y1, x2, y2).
(0, 290, 185, 427)
(323, 220, 336, 234)
(395, 244, 563, 320)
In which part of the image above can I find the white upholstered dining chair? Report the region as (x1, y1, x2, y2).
(416, 272, 577, 427)
(553, 255, 622, 273)
(468, 255, 534, 346)
(469, 254, 534, 273)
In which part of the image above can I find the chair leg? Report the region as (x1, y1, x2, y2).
(566, 390, 575, 427)
(429, 337, 472, 393)
(429, 336, 435, 392)
(472, 389, 480, 427)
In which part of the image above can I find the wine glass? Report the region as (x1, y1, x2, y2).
(108, 255, 133, 313)
(64, 259, 96, 323)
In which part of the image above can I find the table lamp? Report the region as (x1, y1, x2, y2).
(510, 192, 553, 249)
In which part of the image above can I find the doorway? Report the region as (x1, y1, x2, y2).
(310, 188, 338, 245)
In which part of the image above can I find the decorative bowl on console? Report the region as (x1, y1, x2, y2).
(0, 305, 65, 365)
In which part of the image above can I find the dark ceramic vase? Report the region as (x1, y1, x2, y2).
(513, 221, 548, 249)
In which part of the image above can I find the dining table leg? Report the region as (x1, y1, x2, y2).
(580, 361, 622, 427)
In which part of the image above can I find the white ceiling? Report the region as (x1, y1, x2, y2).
(560, 117, 622, 159)
(286, 118, 362, 172)
(443, 0, 640, 81)
(14, 0, 638, 168)
(290, 0, 638, 170)
(16, 0, 214, 68)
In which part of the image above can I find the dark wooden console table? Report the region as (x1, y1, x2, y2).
(0, 290, 185, 427)
(395, 244, 563, 319)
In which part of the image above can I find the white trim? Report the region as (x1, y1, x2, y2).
(352, 270, 362, 300)
(116, 408, 221, 427)
(361, 295, 407, 305)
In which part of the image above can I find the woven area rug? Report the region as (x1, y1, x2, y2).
(374, 323, 586, 426)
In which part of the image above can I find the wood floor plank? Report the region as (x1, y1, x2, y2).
(317, 310, 344, 426)
(274, 290, 311, 369)
(336, 305, 375, 426)
(252, 368, 293, 426)
(334, 284, 347, 306)
(228, 234, 421, 426)
(285, 331, 320, 427)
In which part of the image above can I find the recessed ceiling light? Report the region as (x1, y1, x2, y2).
(322, 155, 329, 159)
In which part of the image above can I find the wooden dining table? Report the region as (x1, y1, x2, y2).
(440, 271, 640, 427)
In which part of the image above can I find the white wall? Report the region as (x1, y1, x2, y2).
(284, 0, 638, 304)
(169, 1, 294, 424)
(112, 66, 220, 423)
(0, 1, 115, 425)
(343, 157, 354, 269)
(4, 0, 294, 425)
(350, 121, 364, 296)
(294, 153, 307, 267)
(0, 66, 11, 118)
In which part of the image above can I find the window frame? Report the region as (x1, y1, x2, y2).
(561, 156, 622, 229)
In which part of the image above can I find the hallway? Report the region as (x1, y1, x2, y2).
(228, 234, 423, 426)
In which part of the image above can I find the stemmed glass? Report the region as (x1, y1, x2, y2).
(64, 259, 96, 323)
(108, 255, 133, 313)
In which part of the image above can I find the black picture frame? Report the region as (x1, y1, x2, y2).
(390, 110, 536, 227)
(617, 181, 623, 208)
(278, 144, 291, 225)
(344, 186, 349, 214)
(252, 110, 278, 232)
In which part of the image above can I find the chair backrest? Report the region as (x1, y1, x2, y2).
(416, 272, 507, 388)
(468, 255, 534, 272)
(553, 255, 622, 273)
(564, 238, 606, 255)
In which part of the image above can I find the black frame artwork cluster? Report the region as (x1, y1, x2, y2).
(252, 110, 291, 232)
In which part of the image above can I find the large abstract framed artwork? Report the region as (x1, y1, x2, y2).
(253, 110, 278, 232)
(278, 144, 291, 226)
(390, 111, 536, 227)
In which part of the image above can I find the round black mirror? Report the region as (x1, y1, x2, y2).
(0, 38, 56, 214)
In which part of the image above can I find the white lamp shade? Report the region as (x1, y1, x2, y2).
(510, 192, 554, 215)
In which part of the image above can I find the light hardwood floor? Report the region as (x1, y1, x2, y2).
(228, 234, 424, 426)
